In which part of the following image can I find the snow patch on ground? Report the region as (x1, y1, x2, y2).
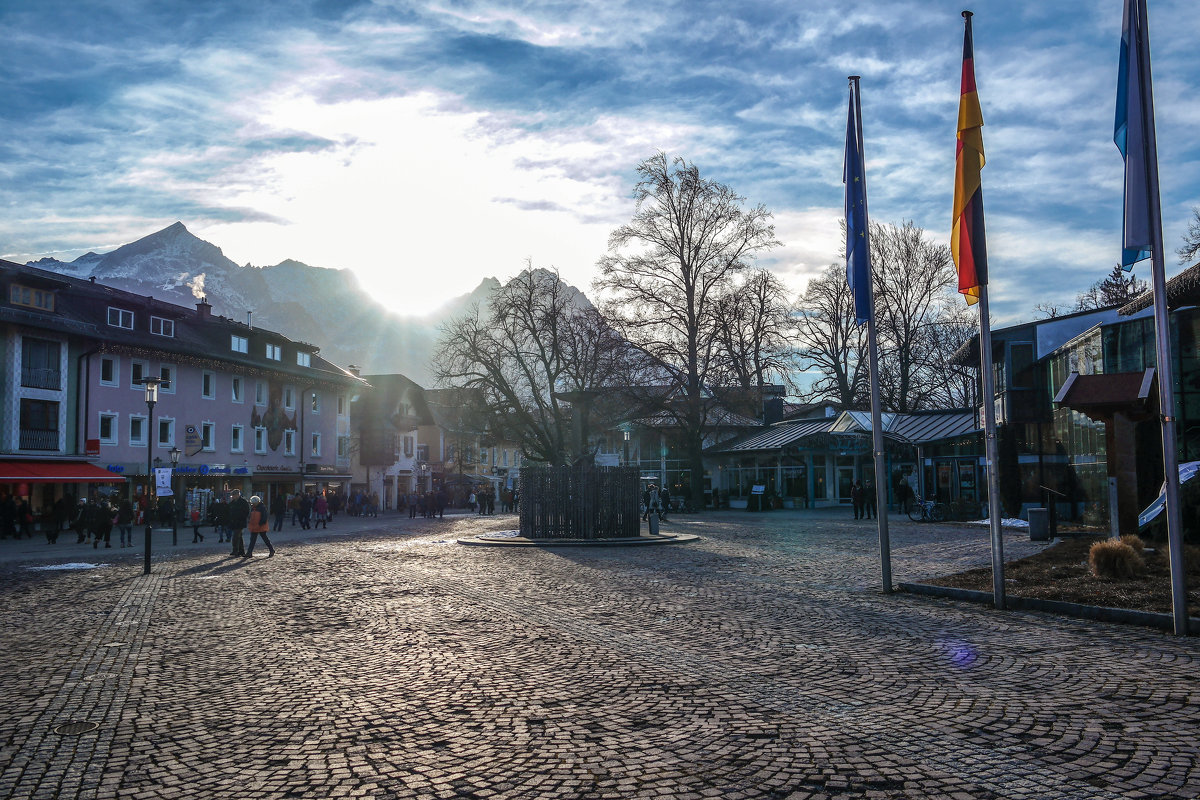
(27, 562, 105, 571)
(964, 518, 1029, 528)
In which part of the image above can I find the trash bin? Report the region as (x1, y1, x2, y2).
(647, 514, 660, 536)
(1028, 507, 1049, 541)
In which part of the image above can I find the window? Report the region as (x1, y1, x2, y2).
(231, 425, 244, 453)
(159, 364, 176, 393)
(310, 432, 321, 458)
(254, 426, 266, 454)
(503, 450, 509, 467)
(100, 356, 118, 386)
(283, 429, 296, 456)
(284, 386, 295, 410)
(9, 283, 55, 311)
(157, 417, 175, 447)
(19, 399, 59, 450)
(201, 422, 215, 452)
(266, 343, 282, 361)
(403, 435, 414, 457)
(255, 381, 266, 405)
(99, 413, 117, 445)
(297, 351, 311, 367)
(20, 337, 61, 390)
(150, 316, 174, 337)
(201, 371, 215, 399)
(338, 436, 350, 458)
(231, 376, 243, 403)
(337, 394, 347, 416)
(130, 415, 147, 446)
(231, 334, 248, 353)
(107, 307, 133, 329)
(311, 393, 320, 413)
(130, 360, 147, 389)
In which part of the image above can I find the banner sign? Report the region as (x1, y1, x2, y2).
(155, 467, 174, 496)
(185, 425, 204, 457)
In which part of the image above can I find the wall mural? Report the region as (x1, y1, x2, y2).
(250, 381, 297, 451)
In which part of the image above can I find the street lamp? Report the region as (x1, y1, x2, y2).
(138, 376, 162, 575)
(169, 446, 181, 546)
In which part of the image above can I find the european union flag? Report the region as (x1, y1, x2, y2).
(1115, 0, 1152, 270)
(844, 78, 872, 325)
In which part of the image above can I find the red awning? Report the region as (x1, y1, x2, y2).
(0, 461, 127, 483)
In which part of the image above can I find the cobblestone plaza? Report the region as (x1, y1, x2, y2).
(1, 511, 1197, 799)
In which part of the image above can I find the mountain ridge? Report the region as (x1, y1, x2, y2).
(26, 223, 561, 386)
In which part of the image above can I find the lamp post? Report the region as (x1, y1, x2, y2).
(138, 376, 162, 575)
(169, 446, 181, 546)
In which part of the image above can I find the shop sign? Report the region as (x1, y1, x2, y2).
(305, 464, 342, 475)
(172, 463, 254, 477)
(106, 464, 127, 474)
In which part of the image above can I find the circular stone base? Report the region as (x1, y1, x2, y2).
(458, 532, 700, 547)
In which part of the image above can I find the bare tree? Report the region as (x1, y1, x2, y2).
(1073, 264, 1148, 311)
(1032, 301, 1065, 319)
(793, 263, 867, 407)
(435, 267, 629, 464)
(1179, 205, 1200, 265)
(594, 152, 779, 501)
(869, 220, 956, 412)
(925, 302, 977, 409)
(712, 267, 796, 391)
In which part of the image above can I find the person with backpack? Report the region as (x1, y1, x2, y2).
(244, 495, 274, 558)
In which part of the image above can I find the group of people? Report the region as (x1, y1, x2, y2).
(404, 489, 448, 519)
(849, 480, 878, 520)
(0, 491, 38, 540)
(641, 483, 672, 522)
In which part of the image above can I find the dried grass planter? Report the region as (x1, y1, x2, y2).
(1089, 538, 1146, 580)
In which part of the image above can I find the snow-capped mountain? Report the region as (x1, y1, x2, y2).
(26, 223, 542, 386)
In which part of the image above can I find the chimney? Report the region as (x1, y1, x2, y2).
(247, 310, 253, 330)
(347, 364, 361, 377)
(89, 276, 96, 283)
(196, 297, 212, 320)
(763, 397, 783, 426)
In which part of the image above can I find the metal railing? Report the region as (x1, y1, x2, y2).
(20, 367, 60, 390)
(19, 428, 60, 451)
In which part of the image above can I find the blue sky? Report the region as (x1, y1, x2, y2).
(2, 0, 1198, 322)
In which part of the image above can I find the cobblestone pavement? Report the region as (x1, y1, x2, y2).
(1, 510, 1197, 800)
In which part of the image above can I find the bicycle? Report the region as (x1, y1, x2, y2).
(907, 496, 947, 522)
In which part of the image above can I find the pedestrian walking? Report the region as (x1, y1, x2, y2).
(92, 499, 114, 549)
(244, 495, 274, 558)
(314, 492, 329, 529)
(227, 489, 249, 557)
(864, 481, 877, 519)
(190, 506, 205, 543)
(271, 493, 286, 531)
(658, 485, 671, 522)
(851, 480, 865, 520)
(116, 498, 135, 547)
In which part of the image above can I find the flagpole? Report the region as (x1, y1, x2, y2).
(849, 75, 892, 593)
(977, 285, 1005, 609)
(1130, 0, 1187, 634)
(955, 10, 1004, 609)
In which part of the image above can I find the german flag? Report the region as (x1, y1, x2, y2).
(953, 11, 987, 306)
